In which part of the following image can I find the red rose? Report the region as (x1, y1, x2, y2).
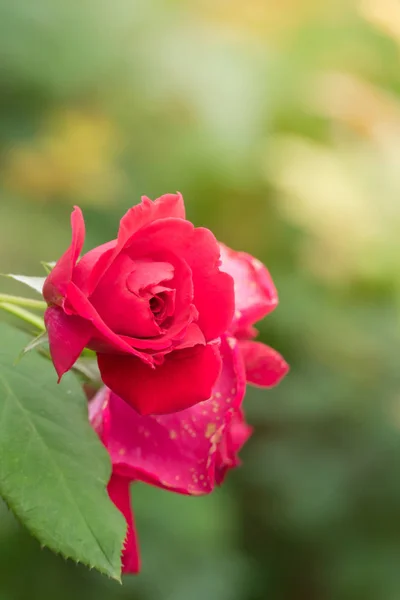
(43, 193, 235, 415)
(88, 240, 289, 573)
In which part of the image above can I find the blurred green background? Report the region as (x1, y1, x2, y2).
(1, 0, 400, 598)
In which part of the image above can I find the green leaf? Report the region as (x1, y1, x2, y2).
(19, 331, 49, 357)
(0, 323, 125, 580)
(41, 261, 56, 275)
(5, 274, 46, 295)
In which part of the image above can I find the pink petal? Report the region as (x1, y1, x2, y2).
(121, 249, 196, 349)
(43, 206, 85, 304)
(44, 306, 93, 380)
(107, 474, 140, 574)
(174, 323, 205, 350)
(229, 412, 253, 455)
(86, 246, 117, 297)
(130, 220, 235, 341)
(118, 193, 185, 249)
(83, 194, 185, 294)
(90, 336, 246, 495)
(219, 243, 278, 331)
(89, 245, 196, 350)
(126, 259, 174, 292)
(234, 324, 258, 340)
(89, 252, 191, 344)
(215, 409, 253, 485)
(97, 343, 222, 415)
(89, 386, 110, 441)
(89, 254, 163, 339)
(187, 228, 235, 341)
(238, 340, 289, 387)
(65, 282, 154, 365)
(72, 240, 116, 295)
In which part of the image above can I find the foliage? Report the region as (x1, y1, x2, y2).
(0, 323, 125, 579)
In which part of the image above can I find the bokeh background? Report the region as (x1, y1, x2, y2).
(1, 0, 400, 598)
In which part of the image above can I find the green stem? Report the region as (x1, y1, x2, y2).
(0, 302, 45, 331)
(0, 293, 46, 310)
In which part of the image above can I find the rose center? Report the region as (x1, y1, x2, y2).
(148, 288, 176, 326)
(150, 296, 163, 315)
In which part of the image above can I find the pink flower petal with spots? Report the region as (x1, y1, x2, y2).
(219, 243, 278, 332)
(215, 409, 253, 485)
(89, 335, 247, 495)
(239, 340, 289, 387)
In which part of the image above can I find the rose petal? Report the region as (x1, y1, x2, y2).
(89, 241, 196, 349)
(228, 412, 253, 456)
(238, 340, 289, 387)
(90, 336, 246, 495)
(219, 243, 278, 331)
(90, 254, 163, 339)
(83, 194, 185, 295)
(234, 324, 258, 340)
(107, 474, 140, 574)
(44, 306, 93, 380)
(174, 323, 205, 350)
(112, 252, 197, 352)
(187, 228, 235, 341)
(97, 343, 222, 415)
(89, 386, 110, 441)
(118, 193, 185, 249)
(72, 240, 116, 295)
(130, 220, 235, 341)
(215, 409, 253, 485)
(65, 282, 154, 365)
(126, 259, 174, 292)
(43, 206, 85, 304)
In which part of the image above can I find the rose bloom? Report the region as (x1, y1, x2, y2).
(43, 193, 235, 415)
(89, 234, 288, 573)
(43, 193, 286, 416)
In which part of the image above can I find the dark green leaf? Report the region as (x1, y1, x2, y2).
(0, 323, 125, 580)
(19, 331, 49, 358)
